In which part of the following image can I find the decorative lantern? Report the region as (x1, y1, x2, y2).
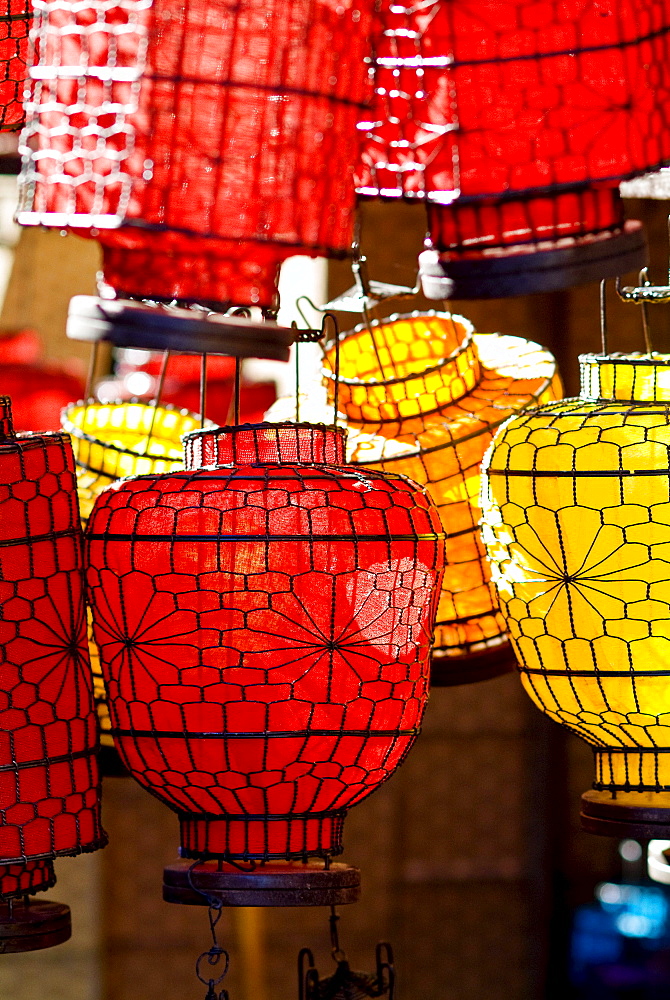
(269, 312, 561, 683)
(481, 351, 670, 837)
(17, 0, 373, 355)
(357, 0, 670, 298)
(86, 422, 444, 899)
(0, 0, 31, 131)
(61, 399, 207, 766)
(0, 397, 106, 951)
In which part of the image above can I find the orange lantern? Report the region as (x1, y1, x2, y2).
(269, 311, 561, 683)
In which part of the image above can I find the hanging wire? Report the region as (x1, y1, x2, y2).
(145, 349, 170, 450)
(600, 279, 608, 356)
(200, 354, 208, 428)
(322, 313, 340, 429)
(188, 862, 231, 1000)
(638, 267, 654, 354)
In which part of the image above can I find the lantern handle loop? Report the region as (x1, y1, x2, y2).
(298, 947, 319, 1000)
(329, 905, 347, 963)
(321, 313, 340, 429)
(375, 942, 396, 999)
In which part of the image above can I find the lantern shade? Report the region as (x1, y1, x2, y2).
(18, 0, 373, 311)
(481, 353, 670, 835)
(269, 312, 560, 679)
(0, 0, 31, 131)
(86, 422, 444, 860)
(357, 0, 670, 297)
(62, 399, 208, 755)
(0, 397, 106, 893)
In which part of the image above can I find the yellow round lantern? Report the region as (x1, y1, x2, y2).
(298, 311, 561, 684)
(481, 353, 670, 836)
(61, 400, 206, 757)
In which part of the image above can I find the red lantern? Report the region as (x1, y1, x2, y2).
(357, 0, 670, 297)
(0, 397, 106, 951)
(0, 0, 31, 131)
(18, 0, 373, 354)
(86, 423, 443, 894)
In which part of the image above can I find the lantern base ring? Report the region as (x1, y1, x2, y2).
(0, 899, 71, 953)
(419, 220, 647, 299)
(163, 859, 361, 908)
(430, 639, 516, 686)
(581, 789, 670, 839)
(66, 295, 299, 361)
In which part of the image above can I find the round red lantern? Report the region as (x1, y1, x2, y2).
(85, 422, 443, 895)
(0, 0, 31, 131)
(18, 0, 373, 354)
(0, 397, 106, 951)
(357, 0, 670, 297)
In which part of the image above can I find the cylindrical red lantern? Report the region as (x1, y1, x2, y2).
(0, 0, 31, 131)
(357, 0, 670, 297)
(18, 0, 373, 352)
(0, 397, 106, 950)
(86, 423, 443, 879)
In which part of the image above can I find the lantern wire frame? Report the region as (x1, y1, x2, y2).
(85, 418, 445, 871)
(0, 397, 106, 948)
(481, 279, 670, 837)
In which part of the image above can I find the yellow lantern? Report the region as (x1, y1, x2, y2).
(481, 352, 670, 836)
(61, 400, 205, 755)
(271, 311, 561, 683)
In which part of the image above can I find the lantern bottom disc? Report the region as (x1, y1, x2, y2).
(163, 860, 361, 908)
(418, 220, 646, 299)
(66, 296, 297, 361)
(0, 899, 71, 953)
(430, 639, 517, 687)
(581, 790, 670, 839)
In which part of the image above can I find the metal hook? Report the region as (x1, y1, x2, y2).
(321, 313, 340, 429)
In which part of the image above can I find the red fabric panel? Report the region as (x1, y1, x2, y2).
(0, 399, 105, 885)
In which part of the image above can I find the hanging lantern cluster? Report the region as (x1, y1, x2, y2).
(0, 397, 106, 951)
(17, 0, 374, 355)
(357, 0, 670, 297)
(85, 421, 444, 899)
(269, 311, 561, 683)
(481, 342, 670, 837)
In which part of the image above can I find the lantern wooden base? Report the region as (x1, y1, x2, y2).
(0, 899, 71, 953)
(431, 639, 517, 687)
(163, 859, 361, 908)
(581, 790, 670, 838)
(418, 220, 647, 299)
(66, 295, 298, 361)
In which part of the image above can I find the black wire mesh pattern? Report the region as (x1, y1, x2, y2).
(481, 354, 670, 796)
(0, 398, 106, 897)
(85, 423, 444, 861)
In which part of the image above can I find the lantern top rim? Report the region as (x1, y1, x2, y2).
(579, 352, 670, 402)
(184, 421, 348, 469)
(323, 310, 476, 394)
